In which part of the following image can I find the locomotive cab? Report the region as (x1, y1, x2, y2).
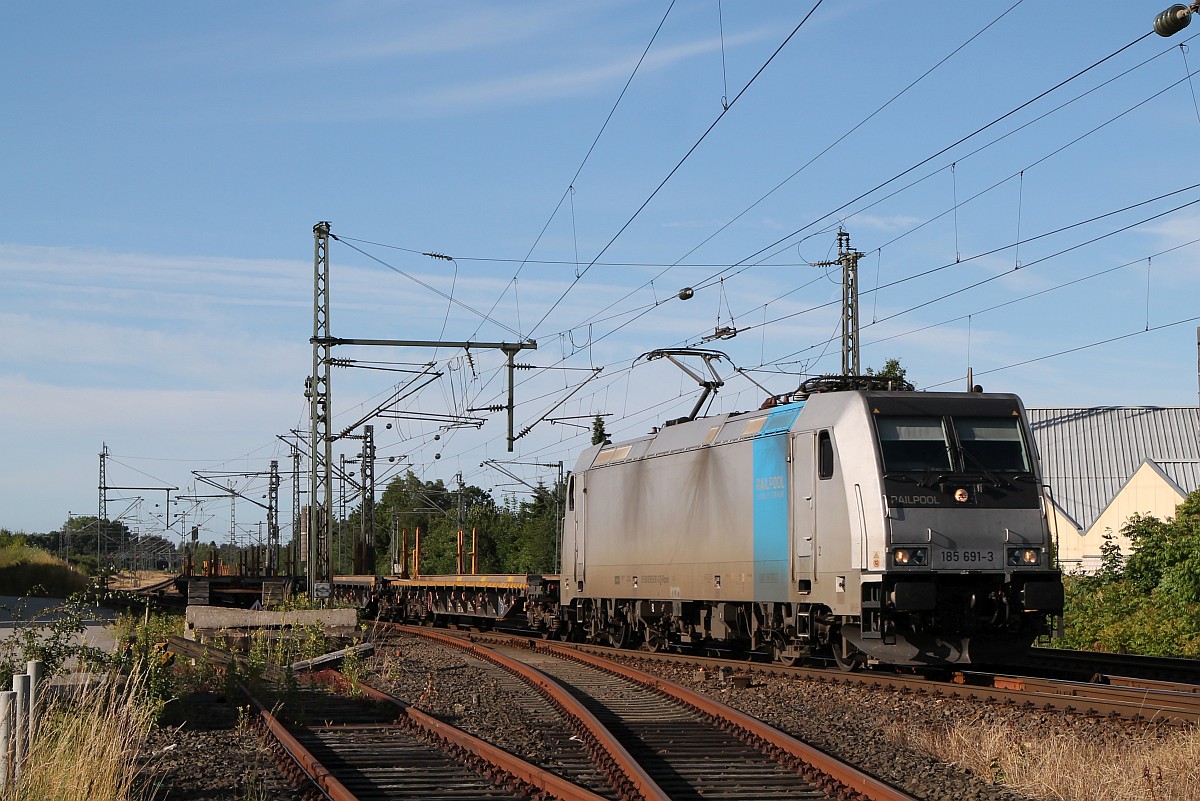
(843, 391, 1064, 666)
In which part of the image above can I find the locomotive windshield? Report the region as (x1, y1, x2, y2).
(952, 417, 1031, 472)
(876, 417, 952, 471)
(877, 415, 1031, 474)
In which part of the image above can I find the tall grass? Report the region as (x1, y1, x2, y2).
(0, 545, 88, 597)
(5, 671, 156, 801)
(900, 718, 1200, 801)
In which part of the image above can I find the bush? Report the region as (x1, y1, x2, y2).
(1061, 489, 1200, 657)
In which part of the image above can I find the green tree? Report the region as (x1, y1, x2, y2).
(591, 415, 610, 445)
(1123, 502, 1200, 604)
(865, 358, 907, 383)
(1095, 529, 1124, 583)
(0, 528, 27, 549)
(1059, 489, 1200, 656)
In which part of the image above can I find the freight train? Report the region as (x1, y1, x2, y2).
(369, 376, 1064, 668)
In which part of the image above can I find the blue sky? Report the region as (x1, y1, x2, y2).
(4, 1, 1200, 539)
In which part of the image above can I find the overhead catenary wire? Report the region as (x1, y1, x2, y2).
(483, 177, 1200, 434)
(527, 0, 829, 338)
(552, 28, 1195, 375)
(566, 1, 1030, 338)
(801, 233, 1200, 361)
(923, 314, 1200, 391)
(754, 184, 1200, 365)
(155, 12, 1200, 530)
(470, 0, 679, 342)
(332, 235, 525, 340)
(722, 28, 1157, 275)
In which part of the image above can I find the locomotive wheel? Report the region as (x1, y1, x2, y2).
(772, 639, 801, 667)
(831, 638, 864, 672)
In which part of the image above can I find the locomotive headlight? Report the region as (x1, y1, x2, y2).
(1007, 547, 1041, 566)
(893, 547, 928, 566)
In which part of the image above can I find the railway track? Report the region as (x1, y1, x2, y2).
(1012, 646, 1200, 685)
(165, 637, 611, 800)
(383, 623, 919, 801)
(251, 687, 600, 801)
(600, 644, 1200, 725)
(376, 627, 1200, 725)
(165, 623, 1197, 800)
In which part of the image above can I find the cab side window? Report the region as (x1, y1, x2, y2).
(566, 474, 575, 511)
(818, 431, 834, 480)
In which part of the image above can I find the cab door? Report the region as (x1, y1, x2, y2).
(572, 472, 587, 590)
(792, 431, 815, 584)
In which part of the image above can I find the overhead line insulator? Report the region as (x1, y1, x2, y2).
(1155, 3, 1194, 36)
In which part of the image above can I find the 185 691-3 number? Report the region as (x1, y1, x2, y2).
(939, 549, 996, 564)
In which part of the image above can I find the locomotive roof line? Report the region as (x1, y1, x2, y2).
(792, 373, 915, 399)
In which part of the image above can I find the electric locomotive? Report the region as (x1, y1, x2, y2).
(557, 376, 1063, 667)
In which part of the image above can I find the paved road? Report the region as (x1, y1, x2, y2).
(0, 596, 120, 668)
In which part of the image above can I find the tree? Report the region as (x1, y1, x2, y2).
(1095, 529, 1124, 582)
(0, 528, 27, 549)
(512, 480, 564, 573)
(1058, 488, 1200, 656)
(866, 358, 907, 383)
(591, 415, 610, 446)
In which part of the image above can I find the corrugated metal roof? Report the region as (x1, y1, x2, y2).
(1026, 407, 1200, 531)
(1157, 460, 1200, 497)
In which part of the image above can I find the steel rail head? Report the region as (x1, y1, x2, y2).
(389, 623, 671, 801)
(240, 681, 360, 801)
(534, 641, 921, 801)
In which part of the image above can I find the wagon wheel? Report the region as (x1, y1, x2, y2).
(607, 619, 632, 648)
(642, 627, 667, 653)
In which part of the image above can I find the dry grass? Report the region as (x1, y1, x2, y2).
(900, 717, 1200, 801)
(6, 672, 156, 801)
(0, 545, 88, 597)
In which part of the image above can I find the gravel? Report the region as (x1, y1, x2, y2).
(135, 691, 301, 801)
(138, 635, 1176, 801)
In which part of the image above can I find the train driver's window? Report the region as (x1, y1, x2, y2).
(567, 474, 575, 511)
(952, 417, 1030, 473)
(876, 416, 952, 472)
(818, 430, 834, 479)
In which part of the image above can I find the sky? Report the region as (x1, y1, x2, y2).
(4, 1, 1200, 541)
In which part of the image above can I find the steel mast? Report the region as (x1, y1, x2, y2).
(307, 221, 334, 597)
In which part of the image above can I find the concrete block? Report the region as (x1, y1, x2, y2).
(183, 606, 358, 641)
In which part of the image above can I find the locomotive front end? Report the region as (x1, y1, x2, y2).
(851, 392, 1064, 665)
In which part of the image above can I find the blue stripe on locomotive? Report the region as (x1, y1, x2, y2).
(752, 403, 803, 600)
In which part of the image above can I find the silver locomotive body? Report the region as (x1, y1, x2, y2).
(560, 389, 1064, 666)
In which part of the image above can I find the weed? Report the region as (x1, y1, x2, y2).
(341, 645, 365, 695)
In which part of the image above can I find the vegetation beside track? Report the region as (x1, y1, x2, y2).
(902, 717, 1200, 801)
(0, 541, 89, 598)
(1059, 488, 1200, 657)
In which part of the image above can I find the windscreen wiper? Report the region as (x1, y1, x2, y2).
(958, 448, 1012, 489)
